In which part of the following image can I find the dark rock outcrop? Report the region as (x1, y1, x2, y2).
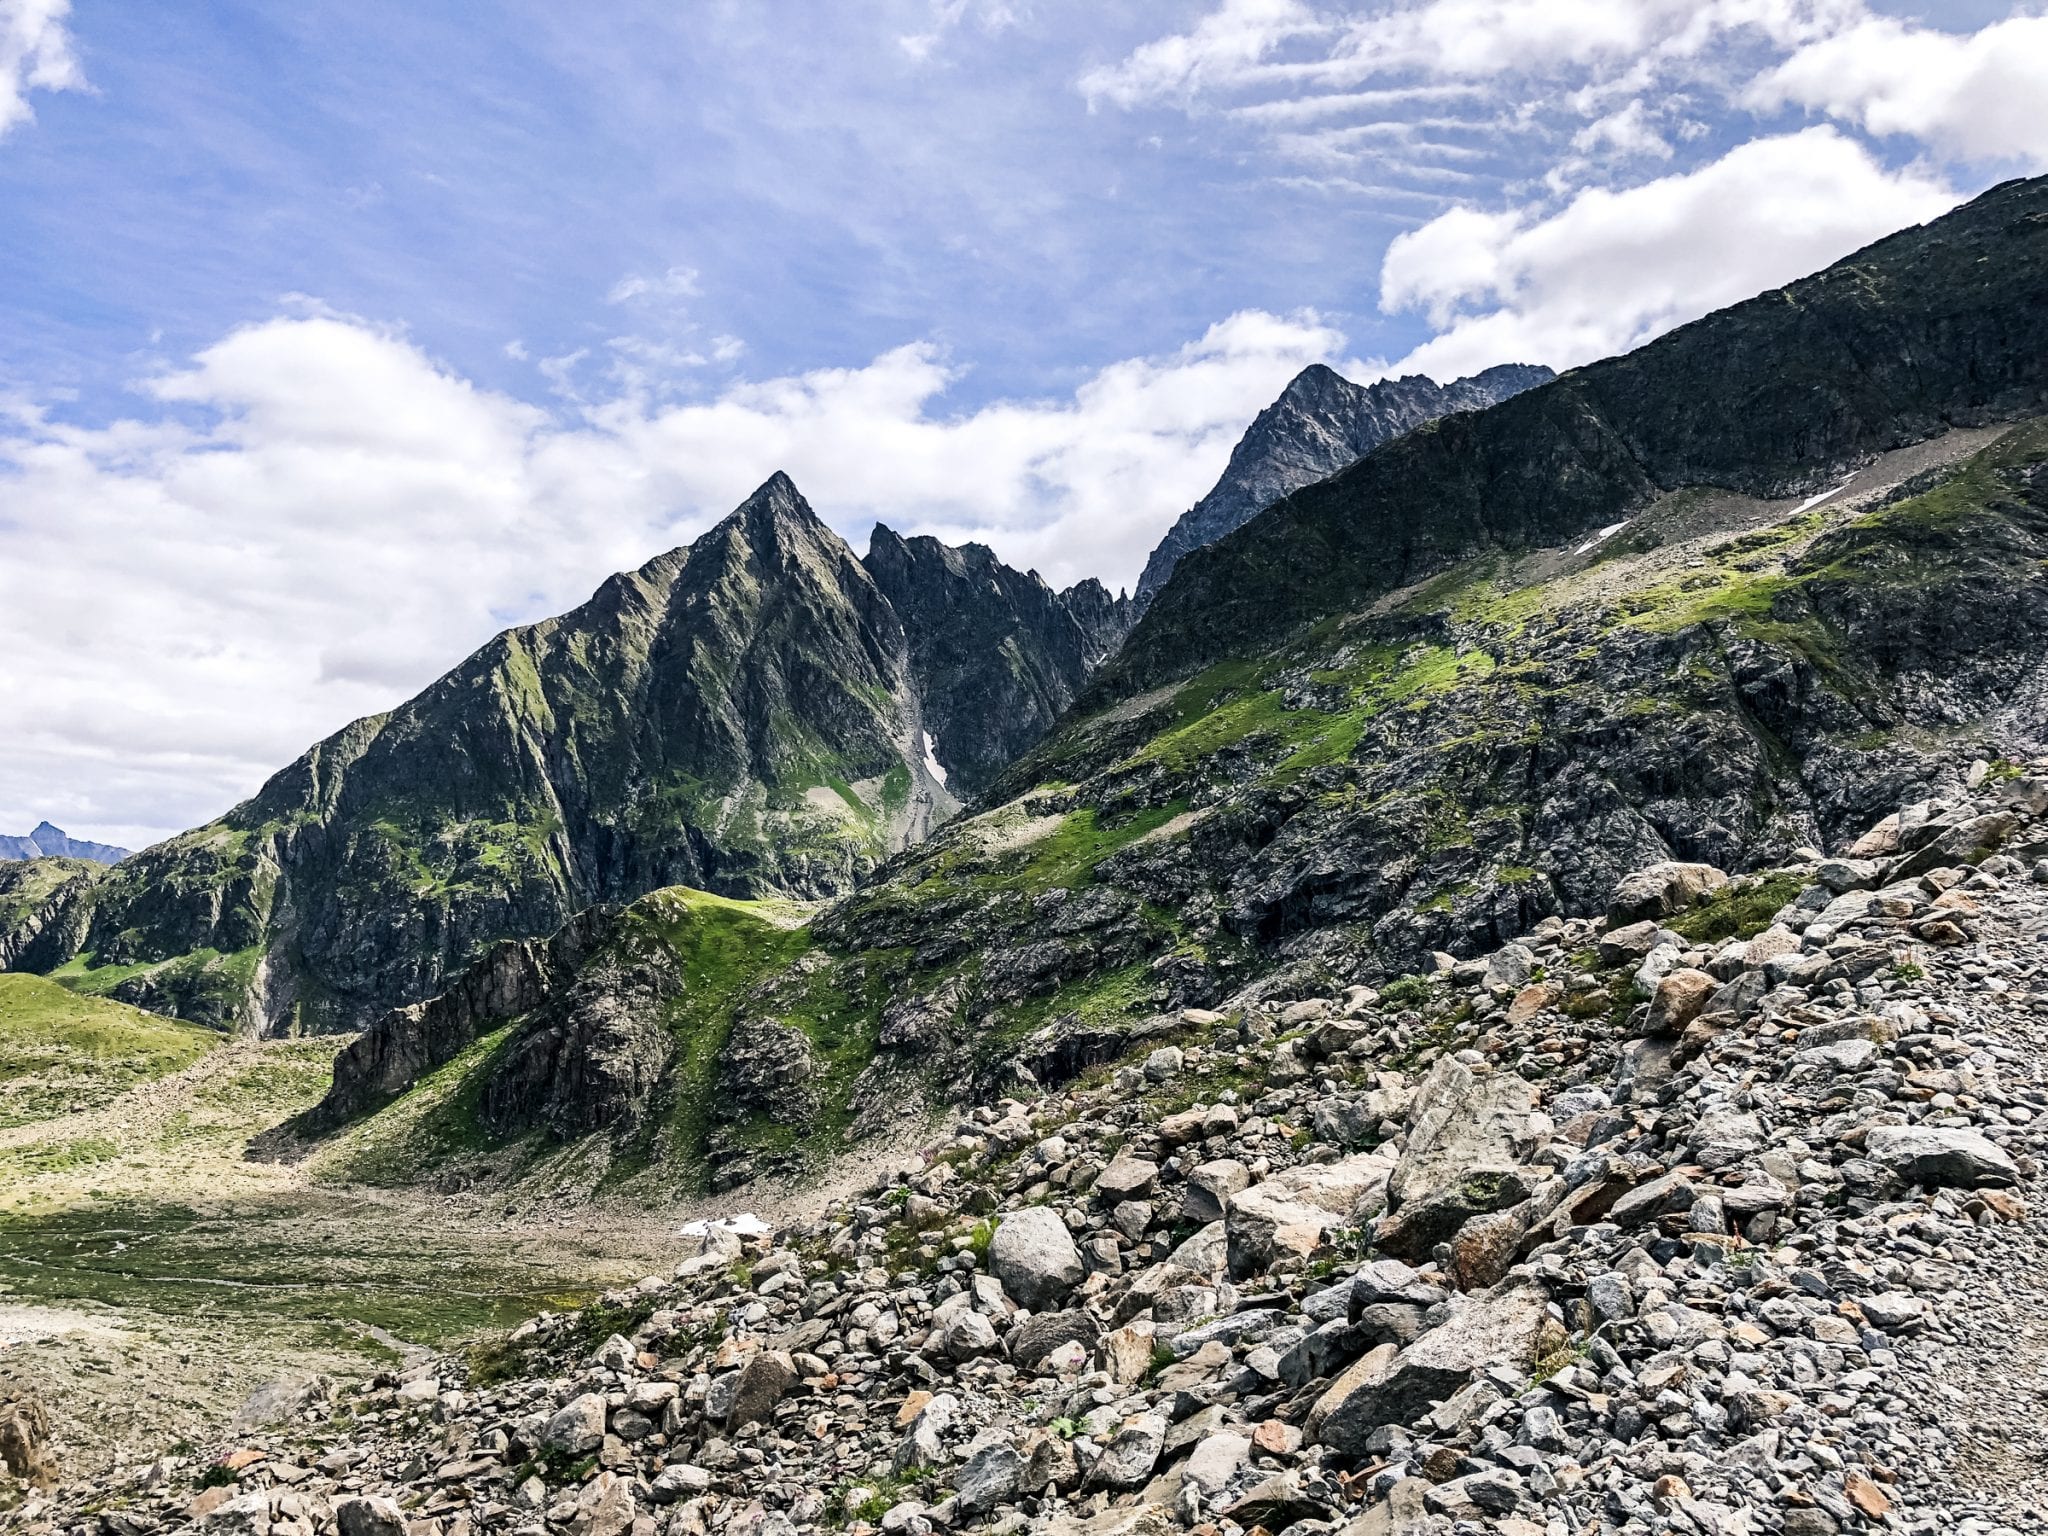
(863, 529, 1135, 797)
(1131, 363, 1553, 609)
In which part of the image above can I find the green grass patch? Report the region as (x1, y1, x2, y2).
(0, 975, 218, 1129)
(1664, 873, 1806, 944)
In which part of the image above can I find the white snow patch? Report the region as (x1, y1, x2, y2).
(921, 730, 949, 787)
(1574, 519, 1631, 556)
(1790, 478, 1856, 517)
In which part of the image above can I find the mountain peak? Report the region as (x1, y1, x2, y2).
(0, 822, 130, 865)
(1130, 359, 1553, 607)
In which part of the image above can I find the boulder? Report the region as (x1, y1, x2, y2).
(1184, 1159, 1251, 1223)
(1645, 969, 1718, 1035)
(1608, 862, 1729, 925)
(1010, 1309, 1100, 1371)
(1308, 1286, 1551, 1452)
(991, 1206, 1085, 1308)
(542, 1392, 608, 1455)
(953, 1439, 1024, 1514)
(1378, 1057, 1542, 1257)
(335, 1499, 407, 1536)
(1864, 1125, 2020, 1189)
(724, 1350, 797, 1426)
(1225, 1152, 1394, 1277)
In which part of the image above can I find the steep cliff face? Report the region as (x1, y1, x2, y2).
(22, 475, 1132, 1034)
(1111, 176, 2048, 699)
(0, 860, 104, 974)
(1130, 362, 1553, 609)
(862, 529, 1134, 797)
(308, 179, 2048, 1198)
(0, 824, 128, 865)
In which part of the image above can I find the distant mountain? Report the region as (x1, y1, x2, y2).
(1131, 362, 1554, 609)
(11, 474, 1127, 1033)
(0, 823, 128, 865)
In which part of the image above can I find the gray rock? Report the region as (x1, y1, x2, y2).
(1308, 1286, 1551, 1453)
(542, 1392, 608, 1455)
(1864, 1124, 2020, 1188)
(991, 1206, 1085, 1308)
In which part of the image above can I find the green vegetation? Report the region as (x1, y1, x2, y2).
(0, 975, 218, 1129)
(0, 1199, 595, 1352)
(1665, 873, 1806, 944)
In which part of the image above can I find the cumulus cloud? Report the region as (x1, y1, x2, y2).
(0, 308, 1343, 846)
(1747, 12, 2048, 170)
(0, 0, 84, 137)
(1379, 127, 1956, 379)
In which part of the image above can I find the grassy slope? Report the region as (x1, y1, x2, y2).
(0, 975, 219, 1129)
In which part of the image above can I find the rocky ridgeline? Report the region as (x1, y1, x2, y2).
(26, 764, 2048, 1536)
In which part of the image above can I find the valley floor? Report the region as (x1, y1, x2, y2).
(0, 1033, 859, 1479)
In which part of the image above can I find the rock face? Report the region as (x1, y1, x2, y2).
(0, 858, 104, 974)
(1131, 363, 1553, 609)
(0, 823, 128, 865)
(11, 475, 1123, 1034)
(863, 527, 1134, 798)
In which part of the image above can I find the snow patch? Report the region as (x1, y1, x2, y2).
(1574, 519, 1631, 556)
(921, 730, 949, 787)
(680, 1213, 768, 1238)
(1790, 478, 1856, 517)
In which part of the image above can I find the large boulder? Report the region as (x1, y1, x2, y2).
(1225, 1152, 1394, 1277)
(1864, 1125, 2020, 1188)
(1607, 862, 1729, 925)
(541, 1392, 608, 1455)
(1645, 969, 1718, 1035)
(1377, 1058, 1544, 1257)
(991, 1206, 1085, 1308)
(1308, 1286, 1552, 1453)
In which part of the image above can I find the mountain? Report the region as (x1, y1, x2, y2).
(0, 823, 128, 865)
(1112, 177, 2048, 696)
(300, 175, 2048, 1197)
(1130, 362, 1553, 608)
(11, 474, 1122, 1034)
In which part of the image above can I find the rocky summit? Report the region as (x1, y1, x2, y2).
(1130, 364, 1554, 611)
(29, 765, 2048, 1535)
(0, 477, 1129, 1036)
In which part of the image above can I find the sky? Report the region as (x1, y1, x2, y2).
(1, 0, 2044, 850)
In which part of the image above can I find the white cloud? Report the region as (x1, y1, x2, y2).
(0, 0, 83, 137)
(0, 308, 1344, 846)
(1379, 126, 1956, 379)
(1747, 13, 2048, 170)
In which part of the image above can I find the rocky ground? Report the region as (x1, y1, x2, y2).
(18, 763, 2048, 1535)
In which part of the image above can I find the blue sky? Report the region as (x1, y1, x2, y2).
(1, 0, 2044, 846)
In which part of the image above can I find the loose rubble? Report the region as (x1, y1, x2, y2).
(21, 763, 2048, 1536)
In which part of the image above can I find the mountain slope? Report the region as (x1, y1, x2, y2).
(1111, 175, 2048, 699)
(306, 177, 2048, 1196)
(1131, 362, 1553, 608)
(16, 475, 1116, 1034)
(0, 824, 128, 865)
(864, 528, 1134, 797)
